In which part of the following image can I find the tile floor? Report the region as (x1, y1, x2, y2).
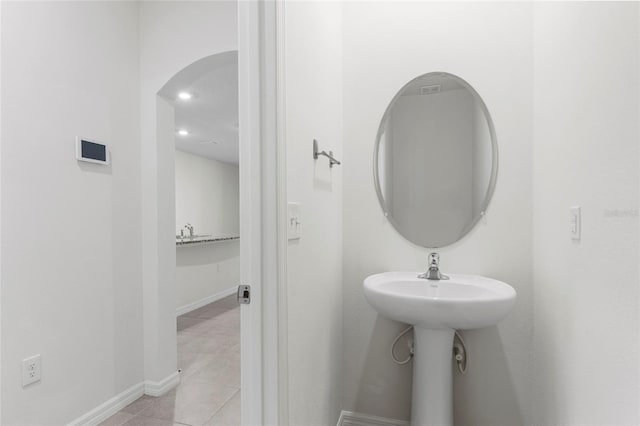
(100, 295, 240, 426)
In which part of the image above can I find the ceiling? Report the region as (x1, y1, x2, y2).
(158, 51, 239, 164)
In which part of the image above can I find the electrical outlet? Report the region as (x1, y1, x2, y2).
(22, 355, 41, 387)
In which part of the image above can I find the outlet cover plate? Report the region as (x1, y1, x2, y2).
(22, 354, 41, 387)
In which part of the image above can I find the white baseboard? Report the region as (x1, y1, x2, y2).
(337, 410, 410, 426)
(176, 286, 237, 317)
(144, 370, 181, 397)
(67, 382, 144, 426)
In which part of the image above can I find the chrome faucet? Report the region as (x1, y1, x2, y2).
(418, 252, 449, 280)
(185, 223, 194, 238)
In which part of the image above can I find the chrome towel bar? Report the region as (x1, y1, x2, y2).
(313, 139, 341, 167)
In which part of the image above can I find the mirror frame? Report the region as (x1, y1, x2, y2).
(373, 71, 499, 248)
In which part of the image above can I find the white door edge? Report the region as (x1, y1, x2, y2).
(238, 1, 287, 425)
(238, 1, 263, 424)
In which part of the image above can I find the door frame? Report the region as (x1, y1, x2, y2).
(238, 1, 288, 425)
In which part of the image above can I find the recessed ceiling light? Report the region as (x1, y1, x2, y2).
(177, 129, 189, 136)
(199, 140, 218, 145)
(178, 92, 192, 100)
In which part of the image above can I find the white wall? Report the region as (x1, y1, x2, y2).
(342, 3, 534, 424)
(532, 3, 640, 425)
(138, 0, 237, 385)
(1, 2, 142, 424)
(0, 2, 4, 421)
(175, 150, 239, 237)
(175, 149, 239, 311)
(284, 2, 344, 424)
(0, 2, 238, 423)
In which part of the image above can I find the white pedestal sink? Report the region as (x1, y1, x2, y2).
(363, 272, 516, 426)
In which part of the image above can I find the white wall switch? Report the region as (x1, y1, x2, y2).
(570, 206, 581, 241)
(22, 354, 41, 387)
(287, 202, 301, 240)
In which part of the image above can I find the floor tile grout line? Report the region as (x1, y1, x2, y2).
(201, 388, 241, 425)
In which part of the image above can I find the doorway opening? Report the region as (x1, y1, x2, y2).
(167, 51, 241, 424)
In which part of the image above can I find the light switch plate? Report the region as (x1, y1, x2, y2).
(570, 206, 581, 241)
(287, 202, 301, 240)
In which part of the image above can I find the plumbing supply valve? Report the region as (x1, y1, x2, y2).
(453, 331, 468, 374)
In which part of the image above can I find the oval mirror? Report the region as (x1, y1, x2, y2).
(374, 72, 498, 248)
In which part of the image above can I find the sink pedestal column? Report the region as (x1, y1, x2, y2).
(411, 327, 455, 426)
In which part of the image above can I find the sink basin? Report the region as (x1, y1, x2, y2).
(363, 272, 516, 330)
(363, 271, 516, 426)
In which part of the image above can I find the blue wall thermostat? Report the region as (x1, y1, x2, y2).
(76, 137, 110, 165)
